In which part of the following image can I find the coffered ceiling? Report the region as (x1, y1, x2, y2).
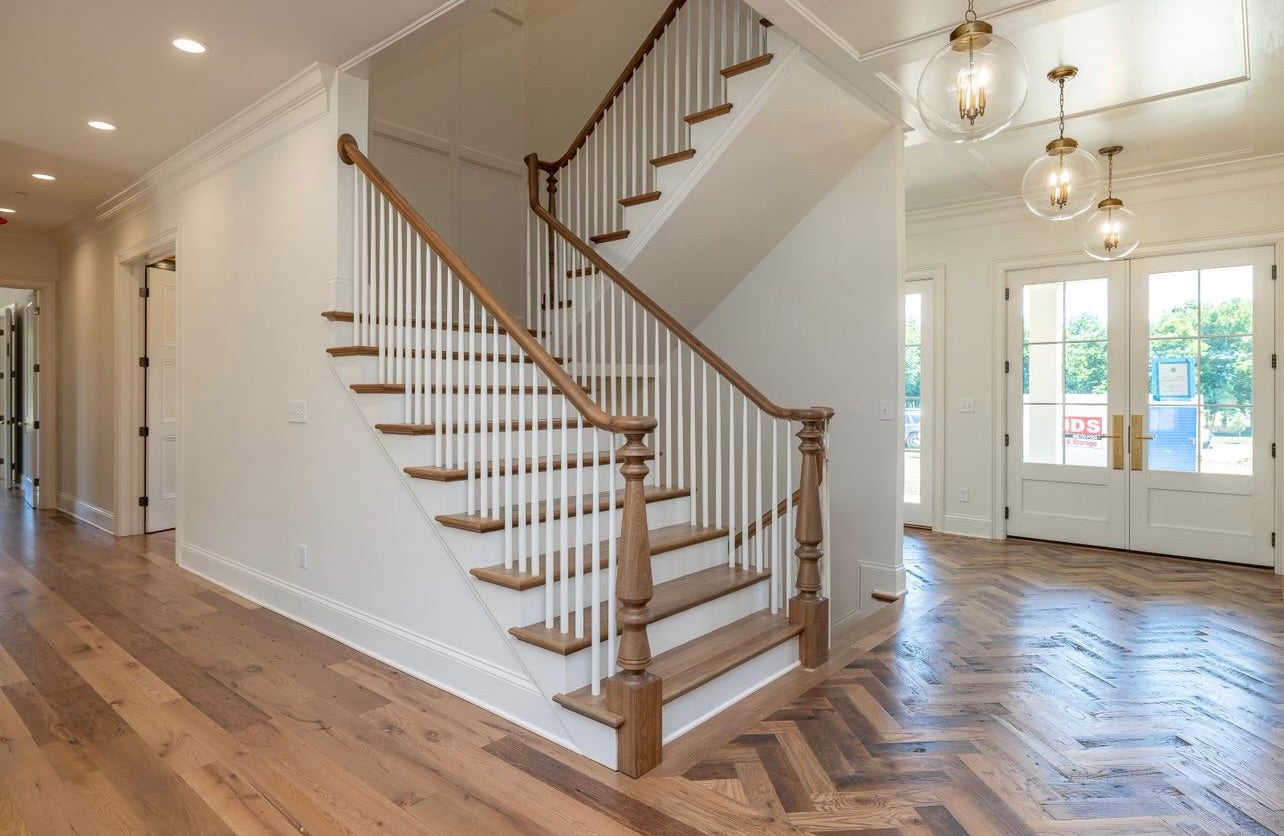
(749, 0, 1284, 215)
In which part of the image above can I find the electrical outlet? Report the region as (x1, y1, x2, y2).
(298, 544, 308, 569)
(958, 488, 970, 503)
(288, 399, 308, 424)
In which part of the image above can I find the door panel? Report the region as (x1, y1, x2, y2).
(146, 267, 178, 532)
(21, 296, 38, 508)
(1007, 262, 1128, 548)
(1, 307, 11, 490)
(1127, 247, 1274, 565)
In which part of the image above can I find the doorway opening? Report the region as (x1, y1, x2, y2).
(0, 288, 41, 508)
(1005, 245, 1276, 566)
(904, 272, 938, 528)
(142, 259, 178, 533)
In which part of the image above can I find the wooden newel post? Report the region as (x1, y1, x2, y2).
(606, 431, 662, 777)
(789, 418, 830, 668)
(544, 172, 558, 300)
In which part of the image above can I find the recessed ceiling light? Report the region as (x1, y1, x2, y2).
(88, 120, 117, 131)
(31, 173, 55, 181)
(0, 208, 15, 214)
(172, 38, 207, 54)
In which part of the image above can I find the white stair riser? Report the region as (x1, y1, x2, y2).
(328, 320, 535, 354)
(378, 427, 614, 468)
(355, 392, 574, 425)
(408, 462, 628, 508)
(515, 576, 770, 695)
(476, 535, 729, 626)
(662, 637, 797, 744)
(434, 494, 693, 571)
(331, 354, 571, 390)
(654, 157, 698, 197)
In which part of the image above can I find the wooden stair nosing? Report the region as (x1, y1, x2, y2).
(720, 53, 773, 79)
(321, 311, 507, 334)
(328, 346, 562, 364)
(552, 611, 802, 728)
(405, 453, 613, 483)
(684, 103, 733, 125)
(351, 382, 587, 396)
(619, 191, 662, 208)
(589, 230, 630, 244)
(509, 564, 771, 655)
(437, 485, 690, 534)
(375, 419, 568, 436)
(469, 524, 727, 590)
(566, 267, 602, 278)
(651, 149, 696, 168)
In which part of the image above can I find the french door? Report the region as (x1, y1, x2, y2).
(904, 278, 935, 527)
(1007, 246, 1275, 566)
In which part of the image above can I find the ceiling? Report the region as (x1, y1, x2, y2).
(748, 0, 1284, 215)
(0, 0, 483, 235)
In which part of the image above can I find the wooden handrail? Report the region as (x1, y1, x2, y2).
(339, 134, 655, 437)
(525, 155, 833, 424)
(541, 0, 687, 172)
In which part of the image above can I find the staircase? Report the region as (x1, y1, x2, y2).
(326, 0, 833, 778)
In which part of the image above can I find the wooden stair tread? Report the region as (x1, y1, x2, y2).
(351, 382, 586, 395)
(375, 419, 567, 436)
(321, 311, 507, 334)
(720, 53, 773, 79)
(437, 486, 689, 534)
(510, 564, 770, 655)
(552, 611, 802, 727)
(328, 346, 560, 363)
(684, 103, 732, 125)
(651, 149, 696, 167)
(405, 453, 613, 483)
(470, 524, 727, 590)
(619, 191, 661, 208)
(566, 266, 601, 278)
(590, 230, 630, 244)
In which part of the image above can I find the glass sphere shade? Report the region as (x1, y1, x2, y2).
(916, 28, 1028, 143)
(1081, 202, 1139, 261)
(1021, 145, 1101, 220)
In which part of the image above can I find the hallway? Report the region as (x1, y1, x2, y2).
(0, 495, 1280, 833)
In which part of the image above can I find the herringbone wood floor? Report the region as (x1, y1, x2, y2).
(680, 530, 1284, 835)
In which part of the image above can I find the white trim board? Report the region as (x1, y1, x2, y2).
(179, 541, 578, 752)
(56, 492, 115, 534)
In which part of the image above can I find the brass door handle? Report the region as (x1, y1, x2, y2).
(1109, 415, 1125, 470)
(1130, 415, 1150, 470)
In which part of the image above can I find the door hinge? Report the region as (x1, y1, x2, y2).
(32, 364, 39, 373)
(1004, 287, 1010, 300)
(1273, 443, 1277, 458)
(139, 286, 150, 298)
(1272, 265, 1277, 281)
(1004, 433, 1010, 447)
(139, 426, 149, 437)
(32, 421, 39, 430)
(139, 356, 150, 368)
(138, 496, 149, 508)
(32, 307, 40, 316)
(1004, 360, 1011, 373)
(1274, 353, 1278, 369)
(32, 478, 38, 487)
(1004, 506, 1010, 520)
(1273, 532, 1277, 548)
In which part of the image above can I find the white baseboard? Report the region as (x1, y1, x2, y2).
(859, 560, 907, 610)
(56, 492, 115, 534)
(942, 513, 995, 539)
(178, 541, 577, 753)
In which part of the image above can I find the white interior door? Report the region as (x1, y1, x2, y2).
(1, 306, 12, 490)
(1007, 262, 1129, 548)
(903, 280, 934, 527)
(1127, 247, 1275, 566)
(145, 266, 178, 532)
(1007, 247, 1276, 566)
(21, 295, 39, 508)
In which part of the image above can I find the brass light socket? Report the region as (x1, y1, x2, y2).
(1099, 145, 1124, 157)
(1047, 65, 1078, 82)
(1098, 197, 1125, 211)
(1046, 137, 1079, 156)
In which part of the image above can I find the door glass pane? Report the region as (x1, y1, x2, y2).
(904, 293, 922, 504)
(1021, 278, 1109, 466)
(1148, 265, 1253, 473)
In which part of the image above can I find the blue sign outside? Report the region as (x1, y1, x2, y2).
(1148, 357, 1198, 472)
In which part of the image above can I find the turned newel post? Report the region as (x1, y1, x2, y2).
(544, 172, 559, 299)
(790, 416, 830, 668)
(606, 430, 662, 777)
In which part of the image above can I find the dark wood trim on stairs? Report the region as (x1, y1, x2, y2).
(404, 453, 612, 483)
(684, 103, 732, 125)
(619, 191, 662, 207)
(720, 53, 773, 79)
(350, 382, 581, 396)
(590, 230, 631, 244)
(328, 346, 562, 364)
(375, 419, 567, 436)
(435, 485, 689, 533)
(650, 149, 696, 168)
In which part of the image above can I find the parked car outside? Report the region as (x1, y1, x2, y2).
(905, 409, 921, 450)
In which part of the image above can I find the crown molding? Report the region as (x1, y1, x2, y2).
(57, 63, 336, 244)
(907, 151, 1284, 230)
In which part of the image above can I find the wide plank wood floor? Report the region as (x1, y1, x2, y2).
(679, 530, 1284, 835)
(1, 492, 1282, 834)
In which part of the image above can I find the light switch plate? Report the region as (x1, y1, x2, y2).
(960, 397, 975, 413)
(288, 399, 308, 424)
(879, 399, 893, 421)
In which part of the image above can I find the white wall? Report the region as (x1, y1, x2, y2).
(908, 160, 1284, 539)
(0, 236, 58, 285)
(695, 129, 906, 626)
(55, 65, 569, 743)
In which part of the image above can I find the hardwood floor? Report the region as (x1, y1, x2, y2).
(681, 531, 1284, 835)
(1, 493, 1281, 834)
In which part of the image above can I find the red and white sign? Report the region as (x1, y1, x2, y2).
(1064, 416, 1103, 436)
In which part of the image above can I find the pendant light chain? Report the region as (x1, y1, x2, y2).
(965, 0, 977, 21)
(1107, 152, 1115, 199)
(1058, 77, 1066, 140)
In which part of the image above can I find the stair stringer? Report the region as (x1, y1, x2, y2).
(322, 345, 586, 759)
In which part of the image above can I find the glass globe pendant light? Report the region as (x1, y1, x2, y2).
(916, 0, 1028, 143)
(1081, 146, 1140, 261)
(1021, 66, 1101, 220)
